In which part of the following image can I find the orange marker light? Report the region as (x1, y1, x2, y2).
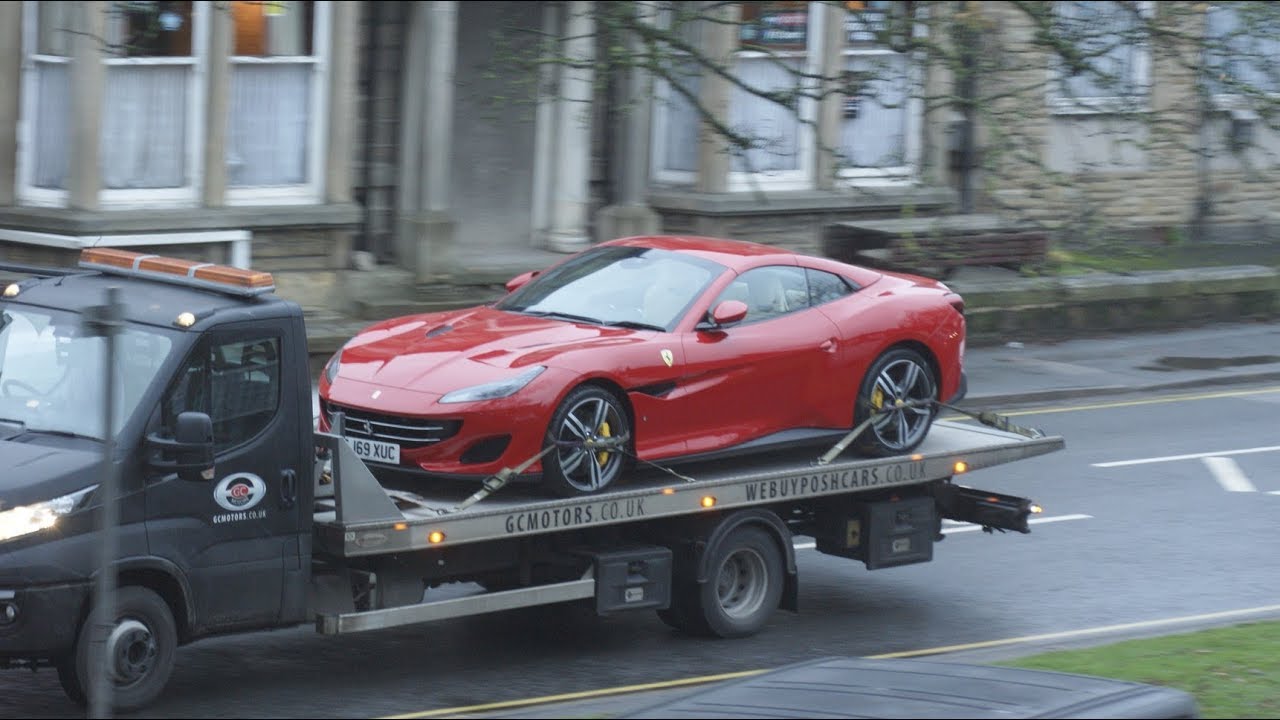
(910, 453, 924, 461)
(394, 522, 408, 531)
(3, 283, 18, 298)
(428, 531, 446, 544)
(953, 461, 968, 474)
(662, 488, 675, 495)
(700, 496, 716, 508)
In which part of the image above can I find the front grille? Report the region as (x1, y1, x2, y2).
(322, 400, 461, 449)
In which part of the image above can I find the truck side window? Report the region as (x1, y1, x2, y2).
(162, 336, 281, 452)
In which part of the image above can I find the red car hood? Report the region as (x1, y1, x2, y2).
(335, 307, 649, 394)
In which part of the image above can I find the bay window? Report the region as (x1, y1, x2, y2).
(227, 0, 329, 203)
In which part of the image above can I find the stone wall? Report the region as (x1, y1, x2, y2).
(974, 2, 1280, 245)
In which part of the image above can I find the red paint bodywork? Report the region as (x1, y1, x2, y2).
(317, 235, 966, 478)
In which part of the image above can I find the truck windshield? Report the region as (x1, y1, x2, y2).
(0, 305, 174, 441)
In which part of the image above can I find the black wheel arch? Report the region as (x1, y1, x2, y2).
(692, 509, 798, 613)
(81, 557, 194, 644)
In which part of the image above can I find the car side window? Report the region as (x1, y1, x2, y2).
(806, 269, 855, 306)
(713, 266, 810, 324)
(162, 336, 281, 453)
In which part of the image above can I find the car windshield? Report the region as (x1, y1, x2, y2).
(0, 305, 175, 441)
(496, 246, 726, 331)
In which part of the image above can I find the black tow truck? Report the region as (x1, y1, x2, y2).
(0, 249, 1063, 711)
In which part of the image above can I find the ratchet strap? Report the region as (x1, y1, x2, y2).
(814, 399, 1046, 467)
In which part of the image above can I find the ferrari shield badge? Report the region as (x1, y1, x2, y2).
(660, 349, 674, 367)
(371, 390, 382, 400)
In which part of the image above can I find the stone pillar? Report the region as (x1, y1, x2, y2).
(202, 1, 233, 207)
(545, 0, 596, 252)
(0, 1, 21, 205)
(529, 2, 560, 244)
(815, 1, 845, 190)
(69, 1, 106, 211)
(696, 1, 739, 194)
(596, 1, 660, 242)
(325, 1, 361, 270)
(395, 1, 459, 283)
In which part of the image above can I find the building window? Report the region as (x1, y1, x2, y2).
(837, 0, 918, 181)
(1205, 2, 1280, 99)
(20, 0, 207, 206)
(651, 1, 921, 190)
(227, 1, 330, 203)
(1048, 1, 1151, 113)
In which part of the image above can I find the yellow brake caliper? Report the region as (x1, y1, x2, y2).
(871, 387, 885, 411)
(596, 421, 612, 467)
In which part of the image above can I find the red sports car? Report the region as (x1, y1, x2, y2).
(318, 235, 966, 496)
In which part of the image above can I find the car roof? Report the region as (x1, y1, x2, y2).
(603, 235, 798, 270)
(623, 656, 1200, 719)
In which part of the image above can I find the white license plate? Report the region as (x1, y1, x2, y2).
(346, 437, 401, 465)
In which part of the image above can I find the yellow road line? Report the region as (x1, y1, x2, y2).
(381, 602, 1280, 718)
(943, 385, 1280, 421)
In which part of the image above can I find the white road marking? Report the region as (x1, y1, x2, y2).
(1092, 445, 1280, 468)
(791, 514, 1091, 549)
(1268, 490, 1280, 496)
(1202, 456, 1258, 493)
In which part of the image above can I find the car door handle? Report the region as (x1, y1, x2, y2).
(280, 469, 297, 509)
(820, 338, 838, 353)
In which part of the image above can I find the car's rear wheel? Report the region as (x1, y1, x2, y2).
(543, 385, 630, 496)
(854, 347, 937, 457)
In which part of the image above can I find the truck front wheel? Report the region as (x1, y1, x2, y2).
(58, 586, 178, 712)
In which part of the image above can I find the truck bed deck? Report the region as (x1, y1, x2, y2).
(313, 420, 1065, 558)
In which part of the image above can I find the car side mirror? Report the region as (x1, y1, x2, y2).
(505, 270, 539, 294)
(696, 300, 749, 331)
(147, 411, 215, 482)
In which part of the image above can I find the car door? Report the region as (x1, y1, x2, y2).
(676, 265, 842, 454)
(143, 318, 307, 634)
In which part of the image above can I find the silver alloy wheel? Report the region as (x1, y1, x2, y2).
(869, 357, 936, 452)
(716, 547, 769, 619)
(555, 395, 626, 493)
(106, 619, 157, 686)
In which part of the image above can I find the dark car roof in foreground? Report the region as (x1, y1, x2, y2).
(623, 656, 1200, 719)
(4, 267, 295, 330)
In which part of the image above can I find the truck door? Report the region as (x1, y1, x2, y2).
(144, 318, 308, 634)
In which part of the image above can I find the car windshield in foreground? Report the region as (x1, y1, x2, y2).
(0, 305, 175, 441)
(496, 246, 726, 331)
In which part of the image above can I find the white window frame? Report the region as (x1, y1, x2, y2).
(1046, 0, 1154, 115)
(17, 1, 209, 208)
(1204, 2, 1280, 112)
(225, 1, 332, 206)
(650, 2, 703, 188)
(835, 5, 927, 187)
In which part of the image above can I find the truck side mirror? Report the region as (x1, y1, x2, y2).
(147, 411, 215, 482)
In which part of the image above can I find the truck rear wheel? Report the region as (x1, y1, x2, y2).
(59, 586, 178, 712)
(683, 526, 783, 639)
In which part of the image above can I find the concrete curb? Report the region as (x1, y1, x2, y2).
(958, 370, 1280, 409)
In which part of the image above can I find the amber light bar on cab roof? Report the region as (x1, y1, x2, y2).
(79, 248, 275, 298)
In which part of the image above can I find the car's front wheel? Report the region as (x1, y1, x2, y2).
(543, 385, 630, 496)
(854, 347, 938, 457)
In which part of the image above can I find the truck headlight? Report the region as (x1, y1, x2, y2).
(0, 486, 97, 543)
(439, 366, 546, 404)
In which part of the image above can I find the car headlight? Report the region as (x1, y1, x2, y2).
(324, 351, 341, 385)
(439, 365, 547, 404)
(0, 486, 97, 543)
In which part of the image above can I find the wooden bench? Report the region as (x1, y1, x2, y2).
(823, 214, 1049, 279)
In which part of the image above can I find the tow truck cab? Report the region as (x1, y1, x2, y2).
(0, 250, 315, 706)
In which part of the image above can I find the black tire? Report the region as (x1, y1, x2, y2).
(56, 654, 85, 705)
(543, 385, 631, 497)
(691, 527, 784, 639)
(853, 347, 938, 457)
(63, 586, 178, 713)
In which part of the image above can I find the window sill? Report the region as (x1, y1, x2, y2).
(0, 202, 362, 236)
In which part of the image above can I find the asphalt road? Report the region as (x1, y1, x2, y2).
(4, 378, 1278, 718)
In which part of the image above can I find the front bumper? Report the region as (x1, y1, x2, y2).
(0, 581, 89, 661)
